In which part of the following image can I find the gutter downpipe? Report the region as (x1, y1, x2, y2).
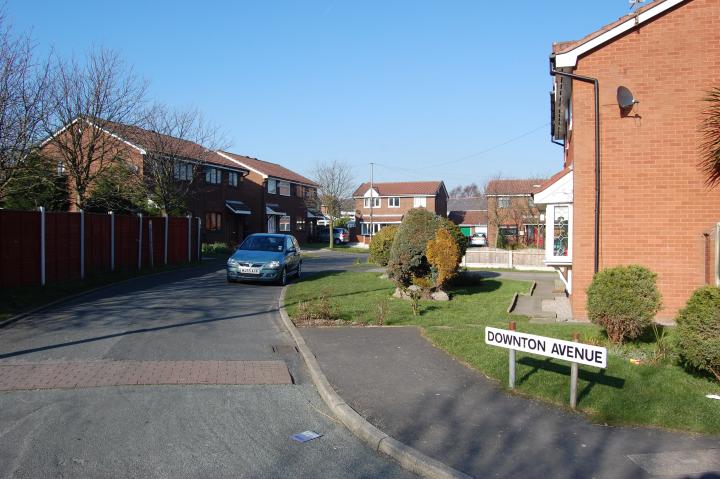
(550, 58, 601, 274)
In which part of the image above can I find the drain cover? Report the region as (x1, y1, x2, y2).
(271, 345, 298, 354)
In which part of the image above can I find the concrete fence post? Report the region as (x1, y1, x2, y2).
(164, 215, 169, 265)
(109, 211, 115, 271)
(508, 250, 513, 269)
(570, 332, 580, 409)
(187, 215, 192, 263)
(38, 206, 46, 286)
(508, 321, 516, 389)
(137, 213, 143, 271)
(80, 209, 85, 279)
(197, 217, 202, 261)
(148, 220, 154, 269)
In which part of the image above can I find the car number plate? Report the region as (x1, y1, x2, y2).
(239, 266, 261, 274)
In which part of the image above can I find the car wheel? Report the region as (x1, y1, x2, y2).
(279, 268, 288, 286)
(227, 276, 236, 283)
(334, 238, 340, 245)
(296, 262, 302, 279)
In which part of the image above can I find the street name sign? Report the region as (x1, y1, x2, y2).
(485, 327, 607, 368)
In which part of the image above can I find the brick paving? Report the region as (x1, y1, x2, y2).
(0, 360, 292, 391)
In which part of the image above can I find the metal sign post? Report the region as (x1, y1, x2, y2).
(485, 326, 607, 409)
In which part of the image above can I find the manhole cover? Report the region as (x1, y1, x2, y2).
(271, 345, 298, 354)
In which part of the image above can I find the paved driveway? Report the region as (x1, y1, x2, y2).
(0, 253, 415, 478)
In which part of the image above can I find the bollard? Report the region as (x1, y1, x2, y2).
(508, 321, 517, 389)
(570, 332, 579, 409)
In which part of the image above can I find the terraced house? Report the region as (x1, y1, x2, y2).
(352, 181, 448, 245)
(217, 152, 320, 244)
(536, 0, 720, 320)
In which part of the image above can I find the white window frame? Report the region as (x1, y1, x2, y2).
(361, 222, 381, 236)
(205, 167, 221, 185)
(388, 197, 400, 208)
(543, 203, 573, 264)
(279, 215, 291, 232)
(267, 179, 277, 194)
(364, 197, 380, 208)
(413, 197, 426, 208)
(278, 181, 291, 197)
(498, 196, 511, 208)
(228, 171, 239, 187)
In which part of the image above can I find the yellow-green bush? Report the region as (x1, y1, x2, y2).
(369, 225, 398, 266)
(676, 286, 720, 381)
(426, 228, 461, 289)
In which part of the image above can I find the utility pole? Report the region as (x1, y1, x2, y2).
(369, 162, 374, 241)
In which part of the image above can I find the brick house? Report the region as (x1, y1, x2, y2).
(535, 0, 720, 321)
(40, 118, 252, 245)
(486, 179, 546, 248)
(351, 181, 448, 245)
(448, 197, 488, 237)
(217, 151, 320, 243)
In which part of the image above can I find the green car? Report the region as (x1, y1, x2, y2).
(226, 234, 302, 285)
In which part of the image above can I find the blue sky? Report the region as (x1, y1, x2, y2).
(9, 1, 636, 190)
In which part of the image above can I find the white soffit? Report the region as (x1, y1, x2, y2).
(534, 170, 573, 205)
(554, 0, 686, 68)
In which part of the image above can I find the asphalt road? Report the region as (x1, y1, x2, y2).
(0, 251, 415, 478)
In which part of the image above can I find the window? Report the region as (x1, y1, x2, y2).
(388, 197, 400, 208)
(56, 161, 65, 176)
(528, 196, 535, 208)
(413, 197, 426, 208)
(205, 212, 222, 231)
(364, 197, 380, 208)
(296, 218, 305, 231)
(205, 167, 221, 184)
(279, 215, 291, 231)
(267, 216, 277, 233)
(361, 222, 381, 236)
(228, 171, 239, 187)
(498, 196, 511, 208)
(174, 161, 193, 181)
(267, 179, 277, 194)
(278, 181, 290, 196)
(553, 206, 569, 257)
(305, 188, 316, 199)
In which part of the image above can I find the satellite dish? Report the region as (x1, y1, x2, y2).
(617, 86, 637, 109)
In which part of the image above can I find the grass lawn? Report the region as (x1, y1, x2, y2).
(285, 271, 720, 434)
(0, 261, 216, 324)
(302, 242, 369, 254)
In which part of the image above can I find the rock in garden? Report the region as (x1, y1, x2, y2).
(431, 291, 450, 301)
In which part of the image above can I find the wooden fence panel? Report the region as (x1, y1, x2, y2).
(85, 213, 111, 275)
(168, 217, 189, 264)
(0, 210, 40, 287)
(114, 215, 139, 271)
(45, 212, 81, 282)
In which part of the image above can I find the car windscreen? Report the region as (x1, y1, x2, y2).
(238, 236, 285, 252)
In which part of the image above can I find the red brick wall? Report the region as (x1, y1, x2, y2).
(566, 0, 720, 320)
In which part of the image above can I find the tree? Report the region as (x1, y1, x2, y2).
(700, 87, 720, 187)
(0, 15, 50, 203)
(41, 48, 147, 210)
(2, 152, 67, 211)
(139, 104, 226, 215)
(426, 228, 461, 289)
(85, 161, 146, 214)
(448, 183, 481, 198)
(312, 160, 355, 248)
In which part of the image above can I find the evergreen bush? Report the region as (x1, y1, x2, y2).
(676, 286, 720, 381)
(586, 265, 662, 344)
(369, 225, 398, 266)
(426, 228, 461, 289)
(387, 208, 438, 287)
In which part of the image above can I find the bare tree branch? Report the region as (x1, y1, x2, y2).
(313, 160, 355, 248)
(0, 14, 50, 203)
(138, 103, 228, 215)
(41, 47, 147, 209)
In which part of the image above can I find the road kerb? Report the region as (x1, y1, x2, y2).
(278, 286, 473, 479)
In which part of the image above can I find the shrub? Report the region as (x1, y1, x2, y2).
(586, 265, 662, 344)
(369, 225, 398, 266)
(426, 228, 461, 289)
(202, 242, 233, 256)
(676, 286, 720, 381)
(388, 208, 438, 287)
(438, 218, 467, 258)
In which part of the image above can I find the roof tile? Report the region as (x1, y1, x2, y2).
(353, 181, 444, 197)
(219, 151, 318, 186)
